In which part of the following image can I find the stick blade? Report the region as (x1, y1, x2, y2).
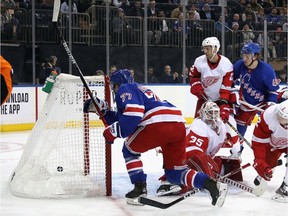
(52, 0, 61, 22)
(138, 196, 184, 209)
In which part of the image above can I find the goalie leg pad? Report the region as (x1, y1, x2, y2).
(187, 154, 220, 178)
(219, 156, 243, 181)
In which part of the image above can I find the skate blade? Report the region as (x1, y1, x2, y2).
(126, 195, 147, 206)
(216, 183, 228, 207)
(272, 194, 288, 203)
(156, 185, 182, 197)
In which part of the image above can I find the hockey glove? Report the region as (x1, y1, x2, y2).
(83, 97, 108, 116)
(103, 122, 121, 144)
(191, 81, 207, 100)
(253, 159, 273, 181)
(219, 101, 230, 123)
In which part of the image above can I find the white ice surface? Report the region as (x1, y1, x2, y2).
(1, 126, 287, 216)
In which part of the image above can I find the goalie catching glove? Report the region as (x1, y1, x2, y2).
(253, 159, 273, 181)
(83, 97, 108, 116)
(103, 122, 122, 144)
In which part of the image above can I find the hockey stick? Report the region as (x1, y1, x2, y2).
(226, 121, 252, 148)
(52, 0, 108, 127)
(239, 100, 265, 112)
(139, 188, 199, 209)
(139, 163, 250, 209)
(215, 163, 266, 197)
(218, 175, 267, 197)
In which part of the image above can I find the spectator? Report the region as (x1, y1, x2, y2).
(257, 31, 277, 59)
(129, 0, 143, 18)
(187, 10, 204, 46)
(111, 8, 134, 46)
(96, 70, 104, 76)
(271, 25, 287, 58)
(147, 0, 159, 17)
(1, 0, 16, 8)
(245, 12, 258, 30)
(276, 68, 287, 84)
(189, 4, 200, 20)
(250, 0, 263, 14)
(129, 67, 143, 83)
(173, 13, 190, 45)
(262, 0, 275, 14)
(159, 65, 179, 83)
(256, 8, 267, 28)
(39, 55, 61, 84)
(229, 13, 243, 29)
(199, 4, 217, 21)
(147, 14, 162, 45)
(226, 22, 242, 60)
(170, 5, 183, 19)
(158, 10, 171, 45)
(147, 66, 159, 83)
(267, 7, 282, 25)
(241, 23, 255, 47)
(60, 0, 78, 13)
(113, 0, 130, 15)
(215, 15, 230, 33)
(1, 8, 19, 42)
(109, 65, 117, 74)
(242, 4, 257, 23)
(86, 0, 98, 29)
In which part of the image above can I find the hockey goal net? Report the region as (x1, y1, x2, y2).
(10, 73, 112, 198)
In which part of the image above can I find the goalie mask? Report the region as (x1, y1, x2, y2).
(277, 100, 288, 129)
(199, 101, 221, 131)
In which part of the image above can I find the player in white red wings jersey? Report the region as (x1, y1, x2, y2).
(186, 101, 243, 181)
(252, 100, 288, 202)
(190, 37, 241, 157)
(157, 101, 242, 196)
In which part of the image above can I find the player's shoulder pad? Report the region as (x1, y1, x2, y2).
(189, 118, 209, 137)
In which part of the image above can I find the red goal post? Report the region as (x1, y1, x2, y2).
(10, 73, 112, 198)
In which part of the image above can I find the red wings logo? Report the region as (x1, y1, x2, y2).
(202, 76, 221, 88)
(271, 136, 288, 148)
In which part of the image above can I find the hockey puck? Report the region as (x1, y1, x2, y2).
(57, 166, 63, 172)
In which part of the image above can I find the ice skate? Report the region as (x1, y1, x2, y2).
(125, 182, 147, 206)
(272, 181, 288, 203)
(203, 177, 228, 207)
(156, 181, 182, 196)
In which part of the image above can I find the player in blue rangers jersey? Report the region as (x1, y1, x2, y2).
(233, 42, 280, 149)
(84, 69, 228, 207)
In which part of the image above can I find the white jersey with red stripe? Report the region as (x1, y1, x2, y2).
(192, 54, 233, 101)
(186, 118, 226, 158)
(105, 82, 186, 138)
(252, 104, 288, 150)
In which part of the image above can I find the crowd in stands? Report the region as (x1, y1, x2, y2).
(1, 0, 287, 84)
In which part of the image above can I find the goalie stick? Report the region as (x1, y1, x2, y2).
(52, 0, 108, 127)
(139, 163, 250, 209)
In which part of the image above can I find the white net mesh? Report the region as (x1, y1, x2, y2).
(10, 74, 110, 198)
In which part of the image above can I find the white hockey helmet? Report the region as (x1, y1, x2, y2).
(202, 37, 220, 53)
(199, 100, 221, 130)
(277, 100, 288, 129)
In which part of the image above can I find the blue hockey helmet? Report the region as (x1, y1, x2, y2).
(241, 42, 261, 55)
(110, 69, 133, 87)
